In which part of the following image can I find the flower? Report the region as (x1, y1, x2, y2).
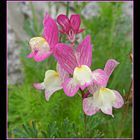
(57, 14, 84, 42)
(83, 59, 124, 117)
(33, 63, 69, 101)
(53, 35, 94, 96)
(27, 13, 58, 62)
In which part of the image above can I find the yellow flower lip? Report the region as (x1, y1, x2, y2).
(54, 72, 59, 77)
(74, 66, 83, 71)
(29, 37, 49, 50)
(30, 37, 46, 44)
(100, 88, 109, 92)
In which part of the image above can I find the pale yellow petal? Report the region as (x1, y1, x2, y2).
(73, 65, 93, 87)
(99, 88, 116, 116)
(99, 88, 116, 105)
(90, 88, 116, 116)
(29, 37, 50, 52)
(44, 70, 62, 101)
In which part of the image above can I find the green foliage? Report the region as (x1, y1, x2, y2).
(8, 2, 132, 138)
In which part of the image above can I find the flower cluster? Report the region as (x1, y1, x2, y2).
(27, 13, 124, 117)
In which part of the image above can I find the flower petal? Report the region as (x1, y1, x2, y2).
(44, 70, 62, 101)
(33, 82, 45, 90)
(56, 63, 69, 83)
(104, 59, 119, 77)
(92, 69, 109, 87)
(59, 29, 65, 34)
(29, 37, 50, 51)
(76, 35, 92, 67)
(43, 13, 58, 49)
(77, 28, 85, 34)
(57, 14, 70, 33)
(62, 78, 79, 97)
(70, 14, 81, 33)
(45, 86, 62, 101)
(73, 65, 93, 90)
(87, 83, 100, 95)
(99, 88, 116, 116)
(54, 43, 77, 74)
(67, 29, 75, 42)
(113, 90, 124, 108)
(29, 37, 52, 62)
(101, 104, 113, 117)
(34, 51, 52, 62)
(83, 97, 99, 116)
(27, 52, 35, 58)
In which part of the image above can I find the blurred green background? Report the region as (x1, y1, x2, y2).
(8, 1, 132, 138)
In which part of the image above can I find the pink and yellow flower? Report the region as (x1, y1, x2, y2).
(83, 59, 124, 117)
(53, 35, 93, 96)
(27, 13, 58, 62)
(33, 63, 69, 101)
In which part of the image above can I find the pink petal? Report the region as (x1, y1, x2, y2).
(67, 29, 75, 42)
(34, 51, 52, 62)
(76, 35, 92, 67)
(92, 69, 109, 87)
(57, 14, 70, 34)
(27, 52, 35, 58)
(43, 13, 58, 49)
(113, 90, 124, 108)
(70, 14, 81, 33)
(80, 81, 93, 91)
(104, 59, 119, 77)
(77, 28, 85, 34)
(53, 43, 77, 74)
(59, 29, 65, 34)
(62, 78, 79, 97)
(33, 83, 45, 90)
(83, 97, 99, 116)
(56, 63, 69, 83)
(88, 83, 100, 95)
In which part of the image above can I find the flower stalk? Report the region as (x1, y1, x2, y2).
(66, 2, 70, 17)
(80, 88, 87, 135)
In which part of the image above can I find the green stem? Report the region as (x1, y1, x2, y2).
(84, 113, 87, 136)
(79, 89, 87, 136)
(66, 2, 70, 17)
(126, 80, 132, 102)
